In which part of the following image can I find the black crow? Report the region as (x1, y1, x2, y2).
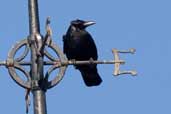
(63, 19, 102, 86)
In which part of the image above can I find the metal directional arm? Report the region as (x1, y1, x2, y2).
(112, 48, 137, 76)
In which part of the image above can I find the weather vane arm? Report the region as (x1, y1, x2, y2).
(60, 59, 125, 66)
(51, 48, 137, 76)
(0, 61, 6, 66)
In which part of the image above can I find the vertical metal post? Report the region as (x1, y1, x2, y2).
(28, 0, 47, 114)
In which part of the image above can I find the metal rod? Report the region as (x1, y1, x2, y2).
(33, 90, 47, 114)
(19, 60, 125, 66)
(53, 60, 125, 68)
(0, 61, 6, 66)
(64, 60, 125, 65)
(28, 0, 47, 114)
(28, 0, 40, 34)
(0, 60, 125, 66)
(18, 61, 54, 65)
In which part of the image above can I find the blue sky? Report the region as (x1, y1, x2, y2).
(0, 0, 171, 114)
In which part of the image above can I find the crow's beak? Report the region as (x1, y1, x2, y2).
(83, 21, 96, 27)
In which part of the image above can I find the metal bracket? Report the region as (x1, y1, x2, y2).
(31, 80, 40, 90)
(112, 48, 137, 76)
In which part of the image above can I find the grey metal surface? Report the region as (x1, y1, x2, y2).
(33, 90, 47, 114)
(44, 41, 67, 89)
(28, 0, 46, 114)
(28, 0, 40, 34)
(7, 39, 31, 89)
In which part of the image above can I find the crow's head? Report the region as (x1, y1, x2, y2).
(70, 19, 96, 30)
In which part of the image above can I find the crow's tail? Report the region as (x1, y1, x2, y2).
(79, 66, 102, 86)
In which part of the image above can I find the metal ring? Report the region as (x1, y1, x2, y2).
(7, 39, 31, 89)
(7, 38, 67, 89)
(44, 41, 67, 89)
(44, 48, 57, 61)
(15, 44, 29, 62)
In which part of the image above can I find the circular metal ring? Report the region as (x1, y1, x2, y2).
(44, 41, 67, 89)
(7, 38, 67, 90)
(7, 39, 31, 89)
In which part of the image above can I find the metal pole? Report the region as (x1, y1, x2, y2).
(28, 0, 47, 114)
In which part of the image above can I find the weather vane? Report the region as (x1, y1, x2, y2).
(0, 0, 137, 114)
